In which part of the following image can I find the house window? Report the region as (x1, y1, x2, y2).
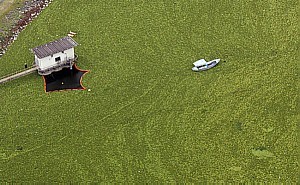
(55, 57, 61, 62)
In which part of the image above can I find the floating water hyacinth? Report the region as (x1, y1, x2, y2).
(230, 166, 242, 171)
(263, 127, 274, 132)
(251, 148, 275, 159)
(0, 0, 297, 182)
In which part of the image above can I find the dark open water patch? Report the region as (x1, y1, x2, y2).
(16, 146, 23, 151)
(43, 64, 89, 92)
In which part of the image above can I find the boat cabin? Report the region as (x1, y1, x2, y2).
(31, 36, 78, 75)
(193, 59, 207, 67)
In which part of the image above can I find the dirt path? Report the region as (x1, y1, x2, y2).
(0, 0, 52, 56)
(0, 0, 25, 51)
(0, 0, 23, 19)
(0, 0, 14, 17)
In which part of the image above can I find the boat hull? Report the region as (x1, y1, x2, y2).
(192, 59, 220, 72)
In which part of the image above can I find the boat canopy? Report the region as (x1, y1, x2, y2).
(193, 59, 207, 67)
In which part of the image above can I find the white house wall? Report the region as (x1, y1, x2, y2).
(37, 52, 66, 70)
(37, 56, 51, 70)
(36, 48, 75, 70)
(34, 55, 39, 66)
(64, 48, 75, 60)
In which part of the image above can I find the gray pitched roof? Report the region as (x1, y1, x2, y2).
(32, 36, 78, 59)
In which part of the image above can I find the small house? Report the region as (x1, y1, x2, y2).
(31, 36, 78, 75)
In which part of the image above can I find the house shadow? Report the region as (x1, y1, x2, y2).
(43, 64, 89, 92)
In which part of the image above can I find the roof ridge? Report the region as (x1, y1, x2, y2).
(32, 36, 78, 59)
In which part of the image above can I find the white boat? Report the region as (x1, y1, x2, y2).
(192, 59, 220, 72)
